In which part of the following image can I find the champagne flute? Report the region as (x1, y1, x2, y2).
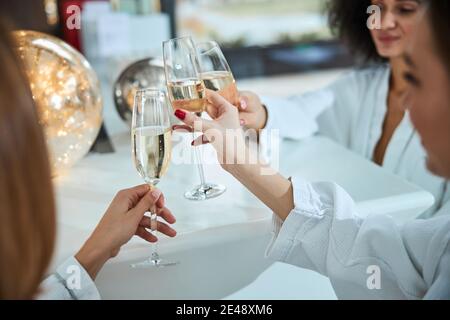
(196, 40, 239, 106)
(131, 88, 177, 268)
(163, 36, 226, 201)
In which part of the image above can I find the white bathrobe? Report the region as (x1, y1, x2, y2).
(261, 65, 450, 218)
(261, 65, 450, 299)
(266, 178, 450, 299)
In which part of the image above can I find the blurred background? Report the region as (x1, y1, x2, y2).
(0, 0, 354, 79)
(0, 0, 352, 155)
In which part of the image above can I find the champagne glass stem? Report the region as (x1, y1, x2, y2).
(150, 210, 160, 263)
(194, 137, 207, 188)
(195, 151, 207, 187)
(194, 112, 208, 191)
(149, 184, 160, 264)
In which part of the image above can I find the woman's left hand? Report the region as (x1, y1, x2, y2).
(75, 184, 176, 279)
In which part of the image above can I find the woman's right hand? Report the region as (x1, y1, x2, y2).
(174, 91, 294, 221)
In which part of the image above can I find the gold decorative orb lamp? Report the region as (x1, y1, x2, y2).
(12, 30, 103, 175)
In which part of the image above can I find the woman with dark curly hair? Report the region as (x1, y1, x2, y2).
(231, 0, 449, 219)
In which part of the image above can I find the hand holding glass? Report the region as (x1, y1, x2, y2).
(163, 36, 226, 201)
(131, 89, 177, 268)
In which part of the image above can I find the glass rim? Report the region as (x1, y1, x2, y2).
(134, 87, 167, 96)
(196, 41, 220, 56)
(196, 40, 219, 48)
(162, 35, 194, 45)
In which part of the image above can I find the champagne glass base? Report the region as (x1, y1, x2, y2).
(184, 183, 226, 201)
(131, 258, 179, 269)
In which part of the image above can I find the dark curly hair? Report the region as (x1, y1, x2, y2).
(327, 0, 383, 62)
(429, 1, 450, 75)
(326, 0, 449, 70)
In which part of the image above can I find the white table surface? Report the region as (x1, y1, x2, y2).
(49, 69, 434, 299)
(51, 132, 433, 299)
(52, 68, 348, 266)
(225, 262, 338, 300)
(51, 131, 433, 263)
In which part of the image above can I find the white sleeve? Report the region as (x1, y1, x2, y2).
(260, 88, 334, 140)
(258, 72, 360, 162)
(37, 256, 101, 300)
(266, 177, 450, 299)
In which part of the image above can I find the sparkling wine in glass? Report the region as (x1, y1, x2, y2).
(131, 88, 178, 268)
(166, 79, 206, 112)
(163, 36, 226, 201)
(197, 40, 239, 106)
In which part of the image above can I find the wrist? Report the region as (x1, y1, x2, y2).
(75, 237, 111, 280)
(223, 161, 247, 176)
(222, 145, 261, 174)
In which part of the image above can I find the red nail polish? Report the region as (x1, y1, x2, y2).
(174, 109, 186, 120)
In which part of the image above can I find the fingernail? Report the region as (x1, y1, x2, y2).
(240, 99, 247, 109)
(151, 189, 161, 200)
(240, 119, 245, 126)
(174, 109, 186, 120)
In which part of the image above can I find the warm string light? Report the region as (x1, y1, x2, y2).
(44, 0, 59, 26)
(13, 31, 103, 175)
